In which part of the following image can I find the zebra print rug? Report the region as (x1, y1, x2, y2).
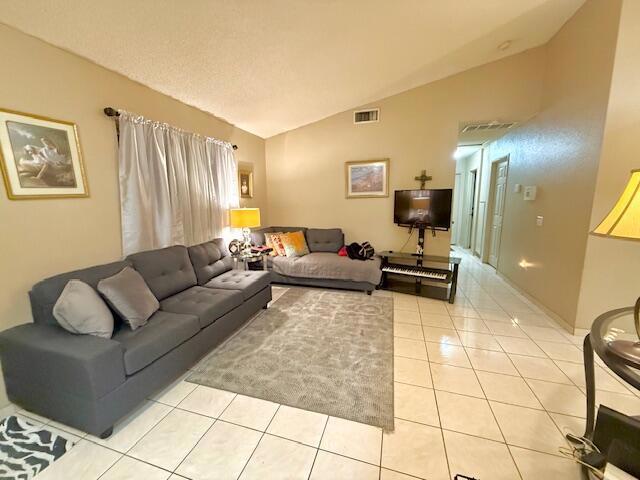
(0, 416, 72, 480)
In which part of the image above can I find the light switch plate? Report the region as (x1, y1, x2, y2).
(536, 215, 544, 226)
(524, 186, 537, 201)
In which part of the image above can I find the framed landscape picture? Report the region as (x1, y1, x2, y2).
(345, 158, 389, 198)
(0, 109, 88, 199)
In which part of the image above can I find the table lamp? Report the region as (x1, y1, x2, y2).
(230, 208, 261, 254)
(591, 169, 640, 366)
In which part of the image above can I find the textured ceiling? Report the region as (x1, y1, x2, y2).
(0, 0, 584, 138)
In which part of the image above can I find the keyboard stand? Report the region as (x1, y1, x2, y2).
(379, 250, 461, 303)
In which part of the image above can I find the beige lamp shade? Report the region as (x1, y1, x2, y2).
(592, 169, 640, 241)
(229, 208, 261, 228)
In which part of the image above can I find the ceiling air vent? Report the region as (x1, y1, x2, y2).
(354, 108, 380, 124)
(461, 121, 516, 133)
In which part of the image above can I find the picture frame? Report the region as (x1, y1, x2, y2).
(0, 108, 88, 199)
(345, 158, 389, 198)
(238, 167, 254, 199)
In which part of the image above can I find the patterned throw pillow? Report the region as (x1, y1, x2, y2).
(265, 232, 287, 256)
(280, 231, 310, 257)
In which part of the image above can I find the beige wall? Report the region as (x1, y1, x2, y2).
(266, 48, 546, 257)
(576, 0, 640, 328)
(0, 25, 266, 407)
(483, 0, 621, 328)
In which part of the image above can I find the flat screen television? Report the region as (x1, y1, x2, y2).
(394, 189, 453, 230)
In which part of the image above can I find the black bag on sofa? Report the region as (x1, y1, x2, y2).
(346, 242, 375, 260)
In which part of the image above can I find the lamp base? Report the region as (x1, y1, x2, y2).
(608, 340, 640, 369)
(241, 227, 252, 254)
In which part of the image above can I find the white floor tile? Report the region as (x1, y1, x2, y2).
(380, 469, 418, 480)
(320, 416, 382, 465)
(176, 420, 262, 480)
(519, 325, 569, 342)
(426, 342, 471, 368)
(430, 363, 484, 398)
(394, 309, 421, 325)
(178, 385, 236, 418)
(129, 409, 214, 471)
(525, 379, 586, 417)
(310, 450, 379, 480)
(266, 405, 327, 447)
(510, 445, 582, 479)
(451, 316, 489, 333)
(394, 322, 424, 340)
(219, 394, 279, 431)
(394, 337, 428, 360)
(443, 430, 520, 480)
(484, 320, 528, 338)
(508, 354, 572, 384)
(555, 360, 632, 394)
(594, 390, 640, 417)
(394, 383, 440, 427)
(535, 341, 583, 363)
(394, 356, 432, 387)
(101, 456, 170, 480)
(457, 331, 503, 351)
(381, 419, 449, 480)
(421, 312, 455, 329)
(36, 439, 121, 480)
(435, 391, 502, 441)
(422, 326, 461, 345)
(91, 401, 172, 452)
(477, 371, 542, 409)
(494, 336, 546, 358)
(465, 348, 518, 375)
(151, 374, 198, 406)
(490, 402, 566, 455)
(240, 434, 316, 480)
(548, 412, 585, 438)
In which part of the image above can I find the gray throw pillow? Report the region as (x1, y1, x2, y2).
(53, 280, 114, 338)
(98, 267, 159, 330)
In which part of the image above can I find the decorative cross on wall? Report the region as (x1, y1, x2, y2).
(414, 170, 432, 189)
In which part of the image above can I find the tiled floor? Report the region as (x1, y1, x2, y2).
(5, 249, 640, 479)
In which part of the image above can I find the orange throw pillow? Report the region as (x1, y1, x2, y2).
(280, 231, 310, 257)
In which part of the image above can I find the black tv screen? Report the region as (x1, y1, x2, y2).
(394, 189, 453, 230)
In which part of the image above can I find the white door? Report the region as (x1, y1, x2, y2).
(451, 173, 462, 245)
(488, 158, 508, 268)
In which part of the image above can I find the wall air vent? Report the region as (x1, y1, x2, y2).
(354, 108, 380, 124)
(461, 121, 516, 133)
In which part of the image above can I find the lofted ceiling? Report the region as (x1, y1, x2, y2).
(0, 0, 584, 138)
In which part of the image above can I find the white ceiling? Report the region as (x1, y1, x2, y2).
(0, 0, 584, 138)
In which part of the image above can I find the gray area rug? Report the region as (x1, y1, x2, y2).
(187, 287, 394, 430)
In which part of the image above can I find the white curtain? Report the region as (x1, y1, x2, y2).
(118, 111, 239, 255)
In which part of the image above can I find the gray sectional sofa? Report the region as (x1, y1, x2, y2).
(251, 227, 382, 294)
(0, 238, 271, 438)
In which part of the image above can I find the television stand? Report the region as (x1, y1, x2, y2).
(379, 249, 461, 303)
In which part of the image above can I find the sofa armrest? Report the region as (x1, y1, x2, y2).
(0, 323, 126, 400)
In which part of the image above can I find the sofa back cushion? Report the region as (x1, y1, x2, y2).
(187, 238, 233, 285)
(30, 260, 131, 326)
(251, 227, 307, 246)
(126, 246, 197, 301)
(306, 228, 344, 253)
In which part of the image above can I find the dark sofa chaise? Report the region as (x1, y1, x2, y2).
(251, 227, 381, 294)
(0, 238, 270, 438)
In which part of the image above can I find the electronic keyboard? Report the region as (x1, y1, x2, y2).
(382, 265, 448, 280)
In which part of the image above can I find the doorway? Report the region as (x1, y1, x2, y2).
(464, 169, 478, 249)
(451, 173, 463, 245)
(487, 156, 509, 268)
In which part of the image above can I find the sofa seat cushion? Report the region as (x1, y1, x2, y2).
(160, 286, 243, 328)
(204, 270, 271, 300)
(271, 252, 382, 285)
(112, 311, 200, 375)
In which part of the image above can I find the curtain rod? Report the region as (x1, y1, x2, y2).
(103, 107, 238, 150)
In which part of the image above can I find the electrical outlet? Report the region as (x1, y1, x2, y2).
(536, 216, 544, 226)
